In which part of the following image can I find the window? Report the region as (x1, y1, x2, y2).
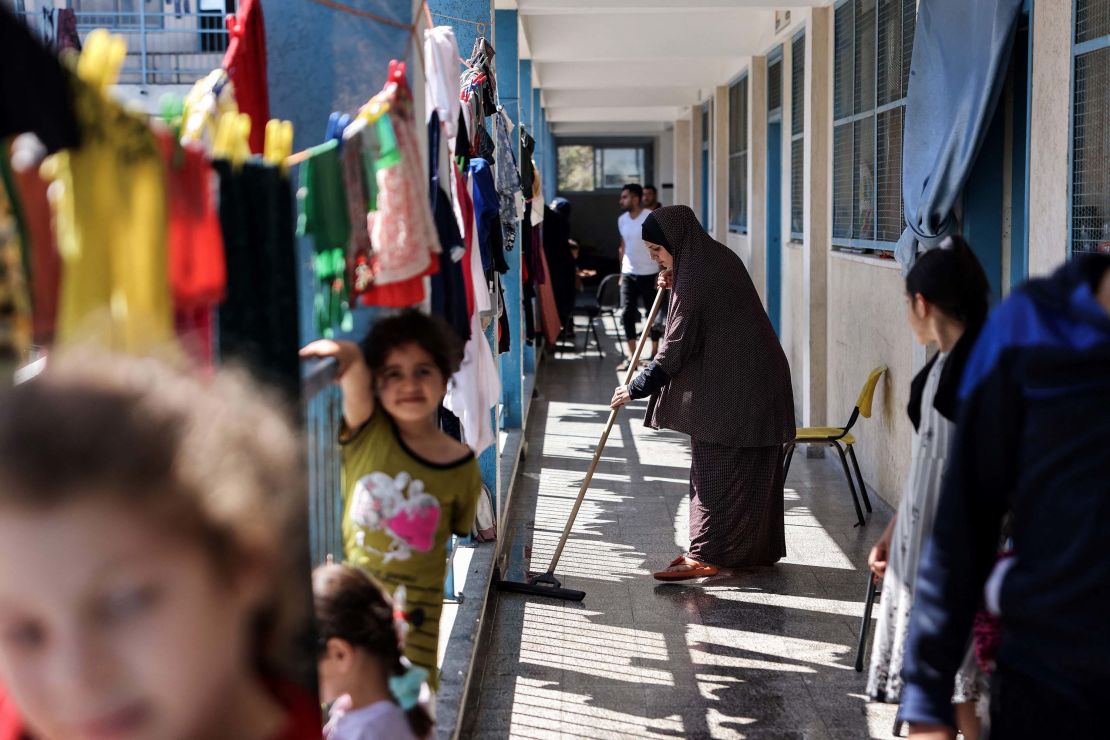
(73, 1, 165, 30)
(728, 76, 749, 231)
(791, 31, 805, 239)
(832, 0, 915, 251)
(556, 143, 650, 193)
(1071, 0, 1110, 255)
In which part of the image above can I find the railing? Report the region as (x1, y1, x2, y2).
(302, 357, 344, 567)
(13, 2, 238, 86)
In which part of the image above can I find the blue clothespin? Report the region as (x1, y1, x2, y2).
(324, 112, 352, 149)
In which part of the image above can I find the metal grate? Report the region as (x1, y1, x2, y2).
(833, 123, 854, 238)
(1077, 0, 1110, 45)
(791, 138, 805, 235)
(792, 33, 805, 136)
(853, 115, 876, 240)
(1072, 45, 1110, 254)
(769, 58, 783, 113)
(729, 77, 749, 229)
(877, 0, 903, 106)
(876, 107, 905, 241)
(901, 0, 916, 98)
(854, 0, 877, 115)
(834, 1, 854, 120)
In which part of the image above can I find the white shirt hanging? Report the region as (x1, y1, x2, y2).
(424, 26, 461, 142)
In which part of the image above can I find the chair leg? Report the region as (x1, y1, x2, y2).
(591, 319, 604, 358)
(855, 573, 878, 672)
(847, 444, 873, 513)
(783, 444, 796, 477)
(833, 442, 866, 527)
(580, 318, 593, 354)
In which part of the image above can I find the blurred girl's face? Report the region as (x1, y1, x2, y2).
(645, 241, 673, 270)
(375, 343, 448, 424)
(0, 497, 266, 740)
(906, 292, 932, 346)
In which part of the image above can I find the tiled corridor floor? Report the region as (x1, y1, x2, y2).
(464, 326, 902, 739)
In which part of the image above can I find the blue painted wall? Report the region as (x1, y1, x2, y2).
(429, 0, 492, 64)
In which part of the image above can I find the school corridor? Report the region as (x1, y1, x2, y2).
(459, 326, 898, 739)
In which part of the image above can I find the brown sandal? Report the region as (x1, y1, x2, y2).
(653, 555, 719, 581)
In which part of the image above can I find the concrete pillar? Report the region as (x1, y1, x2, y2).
(1028, 0, 1073, 276)
(804, 7, 832, 430)
(749, 55, 768, 303)
(673, 118, 691, 207)
(714, 86, 730, 241)
(495, 9, 524, 429)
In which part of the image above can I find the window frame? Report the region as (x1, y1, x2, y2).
(728, 73, 750, 234)
(555, 139, 655, 195)
(832, 0, 914, 254)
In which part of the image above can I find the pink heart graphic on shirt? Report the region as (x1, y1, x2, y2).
(383, 502, 440, 553)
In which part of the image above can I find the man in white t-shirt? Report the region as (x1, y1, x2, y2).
(616, 184, 667, 370)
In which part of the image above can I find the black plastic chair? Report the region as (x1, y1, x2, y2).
(570, 274, 620, 358)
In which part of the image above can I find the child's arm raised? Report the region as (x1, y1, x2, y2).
(299, 340, 374, 428)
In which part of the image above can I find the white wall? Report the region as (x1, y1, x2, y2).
(658, 128, 675, 206)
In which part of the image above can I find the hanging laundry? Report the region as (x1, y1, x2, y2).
(443, 310, 501, 456)
(5, 136, 59, 345)
(424, 26, 462, 143)
(222, 0, 269, 154)
(468, 158, 509, 275)
(519, 127, 535, 198)
(297, 138, 353, 338)
(339, 126, 372, 300)
(429, 187, 471, 343)
(182, 69, 239, 150)
(362, 61, 441, 306)
(45, 33, 173, 351)
(156, 130, 225, 367)
(217, 159, 301, 397)
(0, 5, 80, 154)
(493, 108, 524, 250)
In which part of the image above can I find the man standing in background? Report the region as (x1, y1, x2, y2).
(643, 184, 663, 211)
(616, 184, 664, 371)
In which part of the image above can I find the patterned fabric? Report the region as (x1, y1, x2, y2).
(493, 108, 523, 249)
(643, 205, 795, 448)
(368, 69, 441, 287)
(867, 353, 982, 704)
(688, 441, 787, 567)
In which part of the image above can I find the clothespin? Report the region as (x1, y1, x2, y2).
(78, 29, 126, 91)
(264, 119, 293, 170)
(388, 60, 407, 85)
(358, 95, 390, 125)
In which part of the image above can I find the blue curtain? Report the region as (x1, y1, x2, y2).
(895, 0, 1024, 271)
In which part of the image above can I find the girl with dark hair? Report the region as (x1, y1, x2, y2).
(300, 311, 481, 691)
(866, 236, 991, 738)
(314, 564, 432, 740)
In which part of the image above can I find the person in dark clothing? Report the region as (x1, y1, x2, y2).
(544, 197, 577, 335)
(643, 185, 663, 211)
(900, 253, 1110, 740)
(610, 207, 795, 580)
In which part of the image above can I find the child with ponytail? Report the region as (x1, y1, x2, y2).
(314, 564, 432, 740)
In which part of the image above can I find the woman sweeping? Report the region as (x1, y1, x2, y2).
(610, 205, 795, 580)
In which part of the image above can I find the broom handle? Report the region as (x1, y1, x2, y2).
(546, 282, 669, 574)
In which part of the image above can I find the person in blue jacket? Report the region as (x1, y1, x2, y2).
(900, 253, 1110, 739)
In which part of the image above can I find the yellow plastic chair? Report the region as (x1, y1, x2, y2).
(783, 365, 887, 527)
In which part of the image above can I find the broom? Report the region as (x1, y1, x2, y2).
(497, 283, 668, 601)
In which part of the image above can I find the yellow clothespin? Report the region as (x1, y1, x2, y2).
(358, 96, 390, 125)
(77, 29, 126, 92)
(231, 113, 251, 167)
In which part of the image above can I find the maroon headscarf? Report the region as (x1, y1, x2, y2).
(645, 206, 795, 448)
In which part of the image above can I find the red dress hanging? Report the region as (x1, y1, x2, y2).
(222, 0, 269, 154)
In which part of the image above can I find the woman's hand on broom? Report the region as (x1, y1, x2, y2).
(610, 385, 631, 409)
(657, 269, 673, 290)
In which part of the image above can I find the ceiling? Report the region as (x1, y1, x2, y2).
(496, 0, 830, 135)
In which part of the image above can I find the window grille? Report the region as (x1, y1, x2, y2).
(1071, 1, 1110, 255)
(832, 0, 916, 251)
(768, 58, 783, 113)
(791, 31, 805, 238)
(729, 76, 749, 231)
